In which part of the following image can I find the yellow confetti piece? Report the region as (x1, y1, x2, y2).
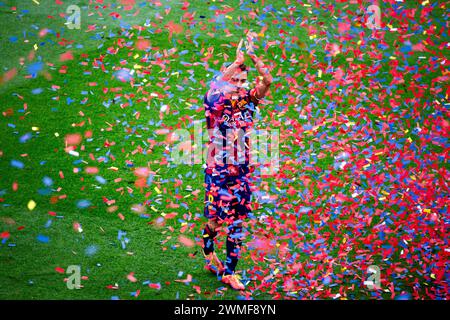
(150, 206, 158, 212)
(32, 0, 39, 4)
(423, 209, 431, 213)
(28, 200, 36, 211)
(154, 187, 162, 194)
(54, 132, 59, 137)
(430, 273, 435, 279)
(422, 0, 429, 5)
(133, 54, 139, 59)
(34, 44, 38, 51)
(32, 126, 39, 131)
(318, 69, 322, 78)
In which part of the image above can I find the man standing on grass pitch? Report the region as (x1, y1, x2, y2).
(201, 32, 273, 290)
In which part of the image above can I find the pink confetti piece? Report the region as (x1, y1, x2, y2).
(127, 272, 137, 283)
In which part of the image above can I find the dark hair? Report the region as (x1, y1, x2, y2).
(237, 63, 248, 72)
(222, 62, 248, 73)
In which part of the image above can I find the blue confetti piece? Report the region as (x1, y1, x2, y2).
(36, 235, 49, 243)
(395, 292, 412, 300)
(76, 200, 91, 209)
(85, 245, 98, 257)
(114, 69, 133, 82)
(10, 160, 24, 169)
(27, 61, 43, 75)
(44, 219, 52, 228)
(19, 133, 32, 143)
(31, 88, 43, 95)
(42, 176, 53, 187)
(95, 176, 107, 184)
(118, 230, 127, 241)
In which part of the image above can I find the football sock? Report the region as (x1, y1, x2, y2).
(202, 223, 217, 255)
(225, 225, 243, 275)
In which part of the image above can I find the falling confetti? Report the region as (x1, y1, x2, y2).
(0, 0, 448, 301)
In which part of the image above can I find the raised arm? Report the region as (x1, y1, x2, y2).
(245, 33, 273, 100)
(206, 39, 245, 104)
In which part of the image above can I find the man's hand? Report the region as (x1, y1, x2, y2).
(221, 39, 244, 83)
(207, 39, 245, 102)
(245, 32, 258, 58)
(245, 32, 273, 100)
(236, 39, 245, 65)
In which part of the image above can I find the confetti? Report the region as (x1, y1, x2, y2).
(27, 200, 36, 211)
(36, 235, 49, 243)
(0, 0, 447, 301)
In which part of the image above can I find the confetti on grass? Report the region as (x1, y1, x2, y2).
(36, 235, 49, 243)
(0, 0, 448, 300)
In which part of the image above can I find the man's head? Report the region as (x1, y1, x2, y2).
(229, 64, 248, 86)
(220, 63, 249, 97)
